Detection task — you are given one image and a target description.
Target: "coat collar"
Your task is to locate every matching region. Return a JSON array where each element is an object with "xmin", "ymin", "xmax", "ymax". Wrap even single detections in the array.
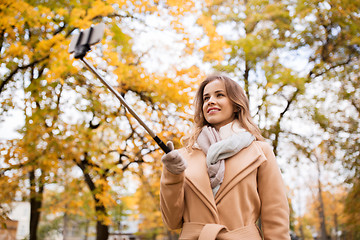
[
  {"xmin": 179, "ymin": 141, "xmax": 266, "ymax": 211},
  {"xmin": 215, "ymin": 142, "xmax": 266, "ymax": 203}
]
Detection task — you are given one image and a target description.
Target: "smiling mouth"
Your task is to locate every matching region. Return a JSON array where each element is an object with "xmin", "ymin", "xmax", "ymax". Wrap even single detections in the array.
[{"xmin": 207, "ymin": 108, "xmax": 220, "ymax": 113}]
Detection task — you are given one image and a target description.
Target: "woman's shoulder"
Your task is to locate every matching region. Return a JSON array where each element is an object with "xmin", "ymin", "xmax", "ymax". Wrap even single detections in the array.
[
  {"xmin": 254, "ymin": 140, "xmax": 272, "ymax": 149},
  {"xmin": 252, "ymin": 140, "xmax": 275, "ymax": 157}
]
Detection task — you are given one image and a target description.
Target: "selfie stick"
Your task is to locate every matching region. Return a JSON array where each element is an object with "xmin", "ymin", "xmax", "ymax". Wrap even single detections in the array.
[{"xmin": 68, "ymin": 23, "xmax": 170, "ymax": 153}]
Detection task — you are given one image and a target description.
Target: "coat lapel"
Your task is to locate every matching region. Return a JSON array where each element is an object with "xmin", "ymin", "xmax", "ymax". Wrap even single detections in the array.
[
  {"xmin": 179, "ymin": 142, "xmax": 267, "ymax": 213},
  {"xmin": 179, "ymin": 148, "xmax": 218, "ymax": 214},
  {"xmin": 215, "ymin": 141, "xmax": 266, "ymax": 203}
]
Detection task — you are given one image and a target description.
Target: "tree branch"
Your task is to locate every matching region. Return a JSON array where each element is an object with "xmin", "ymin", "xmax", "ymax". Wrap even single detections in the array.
[{"xmin": 0, "ymin": 55, "xmax": 49, "ymax": 94}]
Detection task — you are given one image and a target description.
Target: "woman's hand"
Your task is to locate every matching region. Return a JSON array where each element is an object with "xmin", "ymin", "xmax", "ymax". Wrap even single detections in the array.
[{"xmin": 161, "ymin": 141, "xmax": 187, "ymax": 174}]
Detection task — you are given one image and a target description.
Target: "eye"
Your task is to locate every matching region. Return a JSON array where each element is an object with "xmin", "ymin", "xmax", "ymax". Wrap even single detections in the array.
[
  {"xmin": 203, "ymin": 96, "xmax": 210, "ymax": 101},
  {"xmin": 217, "ymin": 93, "xmax": 225, "ymax": 97}
]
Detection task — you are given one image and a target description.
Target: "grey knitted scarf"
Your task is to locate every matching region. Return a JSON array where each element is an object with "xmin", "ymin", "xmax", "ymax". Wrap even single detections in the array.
[{"xmin": 197, "ymin": 123, "xmax": 255, "ymax": 195}]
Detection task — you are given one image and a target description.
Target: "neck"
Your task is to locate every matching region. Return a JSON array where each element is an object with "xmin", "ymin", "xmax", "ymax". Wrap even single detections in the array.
[{"xmin": 218, "ymin": 120, "xmax": 244, "ymax": 139}]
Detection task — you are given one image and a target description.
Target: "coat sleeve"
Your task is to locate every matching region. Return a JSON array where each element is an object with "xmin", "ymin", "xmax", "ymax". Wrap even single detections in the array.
[
  {"xmin": 257, "ymin": 142, "xmax": 290, "ymax": 240},
  {"xmin": 160, "ymin": 166, "xmax": 185, "ymax": 230}
]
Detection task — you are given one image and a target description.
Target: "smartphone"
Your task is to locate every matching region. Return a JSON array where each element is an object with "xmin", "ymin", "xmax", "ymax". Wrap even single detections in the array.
[{"xmin": 68, "ymin": 23, "xmax": 105, "ymax": 53}]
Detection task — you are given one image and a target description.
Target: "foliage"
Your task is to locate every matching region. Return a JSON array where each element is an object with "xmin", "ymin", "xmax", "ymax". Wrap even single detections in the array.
[
  {"xmin": 344, "ymin": 180, "xmax": 360, "ymax": 239},
  {"xmin": 132, "ymin": 162, "xmax": 164, "ymax": 238},
  {"xmin": 293, "ymin": 1, "xmax": 360, "ymax": 237},
  {"xmin": 37, "ymin": 215, "xmax": 63, "ymax": 240},
  {"xmin": 199, "ymin": 0, "xmax": 304, "ymax": 156},
  {"xmin": 297, "ymin": 187, "xmax": 346, "ymax": 240},
  {"xmin": 1, "ymin": 0, "xmax": 359, "ymax": 239},
  {"xmin": 0, "ymin": 0, "xmax": 203, "ymax": 239},
  {"xmin": 202, "ymin": 0, "xmax": 359, "ymax": 238}
]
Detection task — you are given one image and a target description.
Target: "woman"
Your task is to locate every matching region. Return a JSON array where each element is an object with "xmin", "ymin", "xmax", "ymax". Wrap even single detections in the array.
[{"xmin": 160, "ymin": 74, "xmax": 290, "ymax": 239}]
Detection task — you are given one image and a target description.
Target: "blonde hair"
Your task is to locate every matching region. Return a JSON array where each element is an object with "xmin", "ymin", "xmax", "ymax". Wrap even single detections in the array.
[{"xmin": 183, "ymin": 74, "xmax": 264, "ymax": 151}]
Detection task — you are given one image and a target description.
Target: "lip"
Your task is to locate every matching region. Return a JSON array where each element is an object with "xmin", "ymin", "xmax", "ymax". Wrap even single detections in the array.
[{"xmin": 207, "ymin": 107, "xmax": 220, "ymax": 114}]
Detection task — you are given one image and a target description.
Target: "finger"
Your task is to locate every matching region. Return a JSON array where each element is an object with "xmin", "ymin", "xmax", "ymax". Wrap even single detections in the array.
[{"xmin": 166, "ymin": 141, "xmax": 174, "ymax": 151}]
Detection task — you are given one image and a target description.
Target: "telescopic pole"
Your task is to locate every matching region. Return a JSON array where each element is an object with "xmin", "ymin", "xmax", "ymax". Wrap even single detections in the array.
[{"xmin": 80, "ymin": 57, "xmax": 171, "ymax": 154}]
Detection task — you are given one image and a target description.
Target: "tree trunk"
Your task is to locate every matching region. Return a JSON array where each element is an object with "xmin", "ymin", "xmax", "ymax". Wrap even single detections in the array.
[
  {"xmin": 77, "ymin": 155, "xmax": 109, "ymax": 240},
  {"xmin": 96, "ymin": 221, "xmax": 109, "ymax": 240},
  {"xmin": 299, "ymin": 222, "xmax": 305, "ymax": 240},
  {"xmin": 29, "ymin": 170, "xmax": 44, "ymax": 240},
  {"xmin": 333, "ymin": 213, "xmax": 338, "ymax": 240},
  {"xmin": 63, "ymin": 211, "xmax": 68, "ymax": 240},
  {"xmin": 84, "ymin": 220, "xmax": 90, "ymax": 240},
  {"xmin": 316, "ymin": 158, "xmax": 328, "ymax": 240}
]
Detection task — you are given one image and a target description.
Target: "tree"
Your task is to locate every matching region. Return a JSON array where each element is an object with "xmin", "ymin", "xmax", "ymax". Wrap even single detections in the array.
[
  {"xmin": 299, "ymin": 185, "xmax": 346, "ymax": 240},
  {"xmin": 293, "ymin": 1, "xmax": 360, "ymax": 237},
  {"xmin": 0, "ymin": 0, "xmax": 203, "ymax": 239},
  {"xmin": 198, "ymin": 0, "xmax": 306, "ymax": 156},
  {"xmin": 200, "ymin": 1, "xmax": 359, "ymax": 237}
]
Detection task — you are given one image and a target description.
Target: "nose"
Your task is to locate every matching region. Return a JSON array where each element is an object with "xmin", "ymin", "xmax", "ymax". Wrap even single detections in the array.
[{"xmin": 207, "ymin": 95, "xmax": 216, "ymax": 104}]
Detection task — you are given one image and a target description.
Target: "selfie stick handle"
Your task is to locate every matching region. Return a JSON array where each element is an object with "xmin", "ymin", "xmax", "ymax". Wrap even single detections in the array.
[{"xmin": 81, "ymin": 58, "xmax": 171, "ymax": 154}]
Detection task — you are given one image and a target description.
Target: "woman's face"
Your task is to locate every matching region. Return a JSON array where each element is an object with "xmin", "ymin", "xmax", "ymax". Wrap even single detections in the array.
[{"xmin": 202, "ymin": 80, "xmax": 236, "ymax": 130}]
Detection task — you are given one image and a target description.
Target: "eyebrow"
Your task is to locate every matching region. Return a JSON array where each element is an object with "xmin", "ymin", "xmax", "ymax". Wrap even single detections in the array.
[{"xmin": 203, "ymin": 89, "xmax": 226, "ymax": 96}]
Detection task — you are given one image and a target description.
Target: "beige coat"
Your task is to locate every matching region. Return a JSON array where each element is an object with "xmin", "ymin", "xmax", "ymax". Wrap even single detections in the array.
[{"xmin": 160, "ymin": 141, "xmax": 290, "ymax": 240}]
